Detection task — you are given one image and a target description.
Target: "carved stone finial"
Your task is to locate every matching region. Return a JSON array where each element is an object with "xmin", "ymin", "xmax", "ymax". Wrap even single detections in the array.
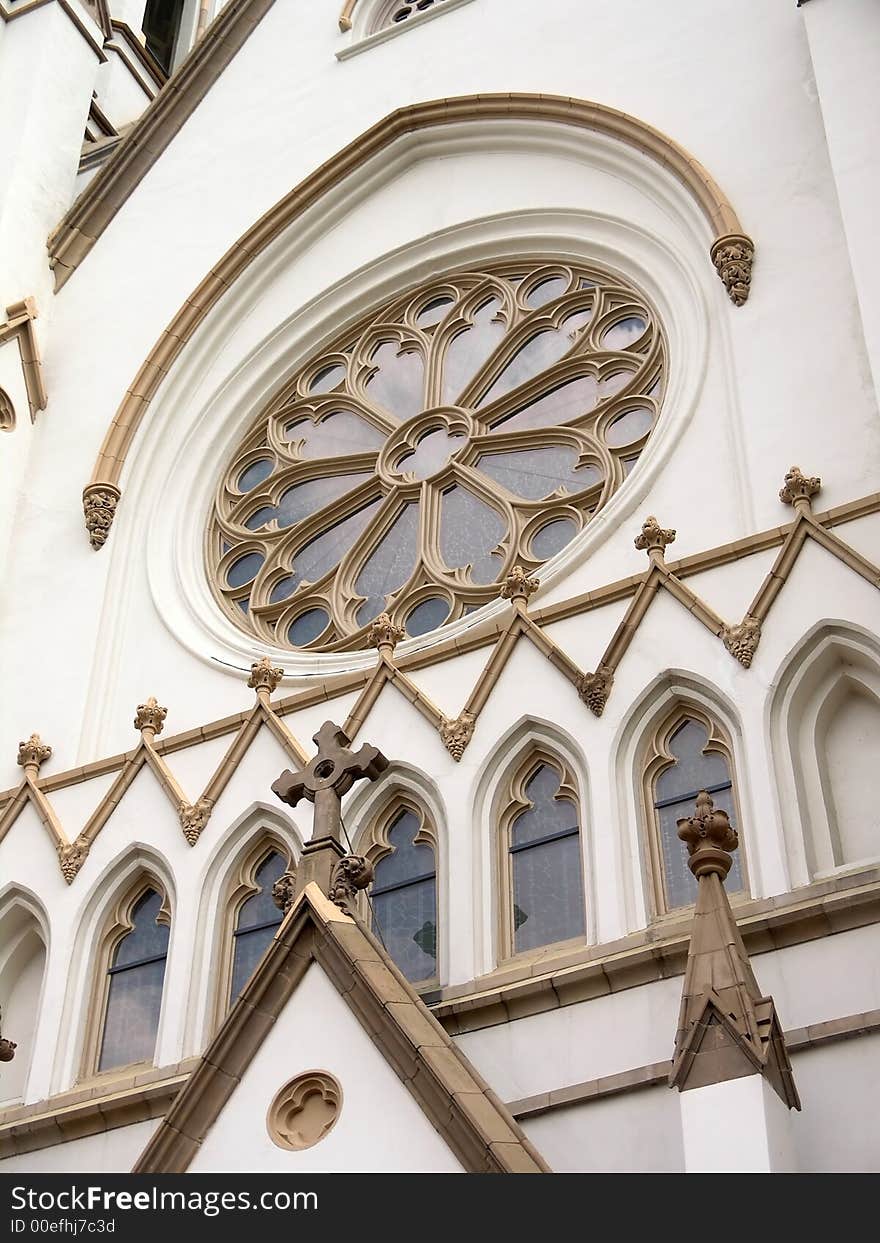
[
  {"xmin": 17, "ymin": 734, "xmax": 52, "ymax": 777},
  {"xmin": 272, "ymin": 870, "xmax": 297, "ymax": 916},
  {"xmin": 576, "ymin": 665, "xmax": 614, "ymax": 717},
  {"xmin": 134, "ymin": 697, "xmax": 167, "ymax": 739},
  {"xmin": 634, "ymin": 515, "xmax": 676, "ymax": 559},
  {"xmin": 677, "ymin": 790, "xmax": 739, "ymax": 880},
  {"xmin": 723, "ymin": 614, "xmax": 762, "ymax": 668},
  {"xmin": 710, "ymin": 233, "xmax": 754, "ymax": 307},
  {"xmin": 440, "ymin": 711, "xmax": 476, "ymax": 761},
  {"xmin": 248, "ymin": 656, "xmax": 284, "ymax": 700},
  {"xmin": 779, "ymin": 465, "xmax": 821, "ymax": 511},
  {"xmin": 178, "ymin": 798, "xmax": 214, "ymax": 847},
  {"xmin": 83, "ymin": 483, "xmax": 122, "ymax": 550},
  {"xmin": 328, "ymin": 854, "xmax": 374, "ymax": 916},
  {"xmin": 500, "ymin": 565, "xmax": 539, "ymax": 605},
  {"xmin": 368, "ymin": 612, "xmax": 405, "ymax": 655},
  {"xmin": 57, "ymin": 837, "xmax": 90, "ymax": 885}
]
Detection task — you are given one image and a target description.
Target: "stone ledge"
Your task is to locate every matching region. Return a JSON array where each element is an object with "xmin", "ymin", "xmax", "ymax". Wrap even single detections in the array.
[
  {"xmin": 435, "ymin": 870, "xmax": 880, "ymax": 1035},
  {"xmin": 508, "ymin": 1008, "xmax": 880, "ymax": 1119}
]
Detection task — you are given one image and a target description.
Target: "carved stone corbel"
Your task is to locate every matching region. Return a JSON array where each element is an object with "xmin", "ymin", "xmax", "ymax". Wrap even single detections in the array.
[
  {"xmin": 368, "ymin": 612, "xmax": 405, "ymax": 655},
  {"xmin": 134, "ymin": 696, "xmax": 167, "ymax": 739},
  {"xmin": 248, "ymin": 656, "xmax": 284, "ymax": 700},
  {"xmin": 83, "ymin": 483, "xmax": 121, "ymax": 550},
  {"xmin": 500, "ymin": 565, "xmax": 539, "ymax": 605},
  {"xmin": 440, "ymin": 711, "xmax": 476, "ymax": 761},
  {"xmin": 576, "ymin": 664, "xmax": 614, "ymax": 717},
  {"xmin": 722, "ymin": 614, "xmax": 762, "ymax": 669},
  {"xmin": 635, "ymin": 515, "xmax": 676, "ymax": 560},
  {"xmin": 58, "ymin": 837, "xmax": 90, "ymax": 885},
  {"xmin": 328, "ymin": 854, "xmax": 374, "ymax": 916},
  {"xmin": 178, "ymin": 798, "xmax": 214, "ymax": 846},
  {"xmin": 710, "ymin": 233, "xmax": 754, "ymax": 307},
  {"xmin": 272, "ymin": 870, "xmax": 297, "ymax": 916},
  {"xmin": 779, "ymin": 465, "xmax": 821, "ymax": 511}
]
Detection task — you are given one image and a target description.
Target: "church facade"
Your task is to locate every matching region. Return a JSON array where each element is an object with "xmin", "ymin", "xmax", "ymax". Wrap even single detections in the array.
[{"xmin": 0, "ymin": 0, "xmax": 879, "ymax": 1173}]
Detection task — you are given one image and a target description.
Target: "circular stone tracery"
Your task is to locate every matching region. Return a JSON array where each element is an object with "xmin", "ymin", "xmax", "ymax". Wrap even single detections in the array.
[{"xmin": 208, "ymin": 260, "xmax": 665, "ymax": 652}]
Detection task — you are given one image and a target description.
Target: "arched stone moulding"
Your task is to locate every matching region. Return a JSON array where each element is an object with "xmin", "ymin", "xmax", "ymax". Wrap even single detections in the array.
[
  {"xmin": 82, "ymin": 93, "xmax": 752, "ymax": 549},
  {"xmin": 768, "ymin": 622, "xmax": 880, "ymax": 890}
]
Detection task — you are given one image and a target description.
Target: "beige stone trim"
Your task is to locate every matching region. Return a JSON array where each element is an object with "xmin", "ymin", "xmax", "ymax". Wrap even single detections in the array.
[
  {"xmin": 0, "ymin": 675, "xmax": 307, "ymax": 882},
  {"xmin": 134, "ymin": 884, "xmax": 549, "ymax": 1173},
  {"xmin": 0, "ymin": 299, "xmax": 47, "ymax": 422},
  {"xmin": 71, "ymin": 89, "xmax": 748, "ymax": 544},
  {"xmin": 2, "ymin": 487, "xmax": 879, "ymax": 875},
  {"xmin": 207, "ymin": 260, "xmax": 661, "ymax": 650},
  {"xmin": 433, "ymin": 868, "xmax": 880, "ymax": 1035},
  {"xmin": 0, "ymin": 1061, "xmax": 197, "ymax": 1159},
  {"xmin": 508, "ymin": 1007, "xmax": 880, "ymax": 1119},
  {"xmin": 338, "ymin": 0, "xmax": 358, "ymax": 31}
]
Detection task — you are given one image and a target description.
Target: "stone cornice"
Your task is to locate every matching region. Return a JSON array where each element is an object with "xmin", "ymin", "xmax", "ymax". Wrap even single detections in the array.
[
  {"xmin": 434, "ymin": 869, "xmax": 880, "ymax": 1036},
  {"xmin": 508, "ymin": 1007, "xmax": 880, "ymax": 1120}
]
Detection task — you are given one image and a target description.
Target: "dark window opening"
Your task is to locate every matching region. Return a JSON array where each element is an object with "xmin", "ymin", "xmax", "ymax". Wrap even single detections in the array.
[{"xmin": 142, "ymin": 0, "xmax": 186, "ymax": 74}]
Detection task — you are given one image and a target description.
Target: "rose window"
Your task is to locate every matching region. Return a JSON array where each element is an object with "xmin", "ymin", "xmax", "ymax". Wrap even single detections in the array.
[{"xmin": 208, "ymin": 260, "xmax": 665, "ymax": 652}]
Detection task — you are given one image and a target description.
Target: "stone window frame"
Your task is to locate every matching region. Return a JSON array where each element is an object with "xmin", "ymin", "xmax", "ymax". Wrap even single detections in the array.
[
  {"xmin": 641, "ymin": 705, "xmax": 749, "ymax": 919},
  {"xmin": 80, "ymin": 877, "xmax": 172, "ymax": 1083},
  {"xmin": 212, "ymin": 834, "xmax": 295, "ymax": 1032},
  {"xmin": 208, "ymin": 256, "xmax": 665, "ymax": 655},
  {"xmin": 355, "ymin": 792, "xmax": 440, "ymax": 989},
  {"xmin": 495, "ymin": 748, "xmax": 588, "ymax": 965},
  {"xmin": 338, "ymin": 0, "xmax": 477, "ymax": 58}
]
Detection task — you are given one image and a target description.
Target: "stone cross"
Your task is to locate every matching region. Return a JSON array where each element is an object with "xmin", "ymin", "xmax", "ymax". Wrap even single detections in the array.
[{"xmin": 272, "ymin": 721, "xmax": 389, "ymax": 899}]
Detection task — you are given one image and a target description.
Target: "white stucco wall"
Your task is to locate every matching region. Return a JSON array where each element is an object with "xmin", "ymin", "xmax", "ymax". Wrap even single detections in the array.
[
  {"xmin": 189, "ymin": 962, "xmax": 462, "ymax": 1173},
  {"xmin": 0, "ymin": 0, "xmax": 878, "ymax": 1173}
]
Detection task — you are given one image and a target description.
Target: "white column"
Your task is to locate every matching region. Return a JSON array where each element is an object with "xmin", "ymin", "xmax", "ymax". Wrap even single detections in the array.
[{"xmin": 680, "ymin": 1076, "xmax": 797, "ymax": 1173}]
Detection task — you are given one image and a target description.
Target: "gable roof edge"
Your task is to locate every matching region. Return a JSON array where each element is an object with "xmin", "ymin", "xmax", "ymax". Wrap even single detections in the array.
[{"xmin": 134, "ymin": 884, "xmax": 549, "ymax": 1174}]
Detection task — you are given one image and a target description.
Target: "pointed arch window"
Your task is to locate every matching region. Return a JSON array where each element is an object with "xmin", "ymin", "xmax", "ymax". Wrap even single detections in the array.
[
  {"xmin": 362, "ymin": 804, "xmax": 438, "ymax": 985},
  {"xmin": 229, "ymin": 850, "xmax": 288, "ymax": 1002},
  {"xmin": 646, "ymin": 713, "xmax": 745, "ymax": 913},
  {"xmin": 500, "ymin": 757, "xmax": 586, "ymax": 957},
  {"xmin": 97, "ymin": 888, "xmax": 170, "ymax": 1074}
]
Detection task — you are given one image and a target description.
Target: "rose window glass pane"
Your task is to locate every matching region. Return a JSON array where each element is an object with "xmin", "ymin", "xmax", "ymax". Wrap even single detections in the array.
[
  {"xmin": 477, "ymin": 447, "xmax": 601, "ymax": 500},
  {"xmin": 654, "ymin": 720, "xmax": 743, "ymax": 909},
  {"xmin": 354, "ymin": 504, "xmax": 420, "ymax": 625},
  {"xmin": 210, "ymin": 260, "xmax": 663, "ymax": 650},
  {"xmin": 98, "ymin": 890, "xmax": 169, "ymax": 1073},
  {"xmin": 230, "ymin": 852, "xmax": 287, "ymax": 1002},
  {"xmin": 371, "ymin": 812, "xmax": 437, "ymax": 983}
]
